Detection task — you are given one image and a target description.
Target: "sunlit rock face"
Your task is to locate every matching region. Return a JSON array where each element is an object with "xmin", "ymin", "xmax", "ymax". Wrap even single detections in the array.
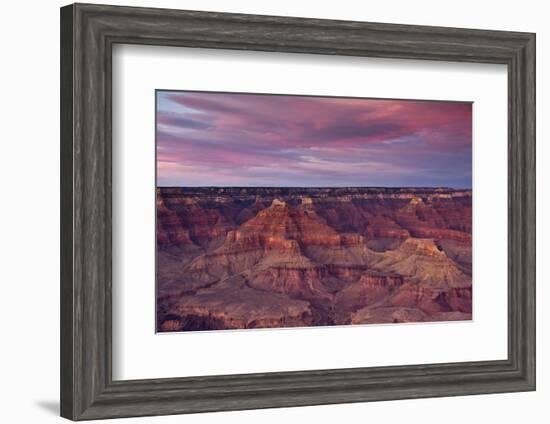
[{"xmin": 156, "ymin": 187, "xmax": 472, "ymax": 332}]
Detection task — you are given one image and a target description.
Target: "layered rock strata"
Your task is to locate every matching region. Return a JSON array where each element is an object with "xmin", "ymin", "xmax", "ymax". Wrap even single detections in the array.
[{"xmin": 157, "ymin": 187, "xmax": 472, "ymax": 331}]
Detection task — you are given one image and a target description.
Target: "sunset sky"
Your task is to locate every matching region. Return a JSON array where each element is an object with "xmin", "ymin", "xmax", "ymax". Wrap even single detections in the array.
[{"xmin": 156, "ymin": 91, "xmax": 472, "ymax": 188}]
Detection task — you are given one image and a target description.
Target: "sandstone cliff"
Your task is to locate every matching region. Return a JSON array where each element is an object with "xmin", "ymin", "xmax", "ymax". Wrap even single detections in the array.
[{"xmin": 156, "ymin": 187, "xmax": 472, "ymax": 331}]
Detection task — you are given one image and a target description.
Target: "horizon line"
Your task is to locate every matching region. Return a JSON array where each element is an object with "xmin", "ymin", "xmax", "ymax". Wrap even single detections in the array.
[{"xmin": 156, "ymin": 185, "xmax": 472, "ymax": 190}]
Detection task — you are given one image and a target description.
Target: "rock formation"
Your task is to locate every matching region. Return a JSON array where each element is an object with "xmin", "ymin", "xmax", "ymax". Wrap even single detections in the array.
[{"xmin": 156, "ymin": 187, "xmax": 472, "ymax": 331}]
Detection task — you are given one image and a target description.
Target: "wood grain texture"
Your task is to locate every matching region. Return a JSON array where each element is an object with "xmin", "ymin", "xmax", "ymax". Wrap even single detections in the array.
[
  {"xmin": 60, "ymin": 3, "xmax": 536, "ymax": 420},
  {"xmin": 60, "ymin": 4, "xmax": 74, "ymax": 419}
]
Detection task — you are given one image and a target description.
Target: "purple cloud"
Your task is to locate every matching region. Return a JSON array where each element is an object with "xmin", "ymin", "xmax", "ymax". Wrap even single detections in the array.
[{"xmin": 156, "ymin": 91, "xmax": 472, "ymax": 188}]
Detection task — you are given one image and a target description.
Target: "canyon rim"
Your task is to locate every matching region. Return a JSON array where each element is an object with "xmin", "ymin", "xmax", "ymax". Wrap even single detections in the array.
[{"xmin": 156, "ymin": 91, "xmax": 472, "ymax": 332}]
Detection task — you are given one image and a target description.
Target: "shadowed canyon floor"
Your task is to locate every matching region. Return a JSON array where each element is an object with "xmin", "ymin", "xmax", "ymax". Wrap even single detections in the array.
[{"xmin": 156, "ymin": 187, "xmax": 472, "ymax": 332}]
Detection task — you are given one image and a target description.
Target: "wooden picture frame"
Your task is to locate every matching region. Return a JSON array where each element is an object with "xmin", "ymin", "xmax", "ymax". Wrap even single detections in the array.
[{"xmin": 60, "ymin": 3, "xmax": 535, "ymax": 420}]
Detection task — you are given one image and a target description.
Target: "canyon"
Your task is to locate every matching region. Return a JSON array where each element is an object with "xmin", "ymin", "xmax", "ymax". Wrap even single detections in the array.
[{"xmin": 156, "ymin": 187, "xmax": 472, "ymax": 332}]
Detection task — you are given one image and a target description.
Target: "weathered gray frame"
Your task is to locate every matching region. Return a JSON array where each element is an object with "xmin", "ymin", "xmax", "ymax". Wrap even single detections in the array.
[{"xmin": 60, "ymin": 3, "xmax": 536, "ymax": 421}]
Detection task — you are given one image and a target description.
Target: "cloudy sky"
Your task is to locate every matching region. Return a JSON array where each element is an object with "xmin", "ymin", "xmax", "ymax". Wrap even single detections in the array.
[{"xmin": 156, "ymin": 91, "xmax": 472, "ymax": 188}]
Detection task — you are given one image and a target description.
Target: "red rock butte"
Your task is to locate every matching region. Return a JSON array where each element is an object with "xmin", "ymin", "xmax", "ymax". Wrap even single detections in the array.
[{"xmin": 156, "ymin": 187, "xmax": 472, "ymax": 332}]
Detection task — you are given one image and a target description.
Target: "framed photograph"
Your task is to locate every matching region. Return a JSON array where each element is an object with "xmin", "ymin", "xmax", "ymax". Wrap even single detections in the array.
[{"xmin": 60, "ymin": 3, "xmax": 535, "ymax": 420}]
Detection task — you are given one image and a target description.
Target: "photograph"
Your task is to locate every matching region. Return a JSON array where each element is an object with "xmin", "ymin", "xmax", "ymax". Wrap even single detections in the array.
[
  {"xmin": 0, "ymin": 1, "xmax": 539, "ymax": 422},
  {"xmin": 155, "ymin": 91, "xmax": 473, "ymax": 332}
]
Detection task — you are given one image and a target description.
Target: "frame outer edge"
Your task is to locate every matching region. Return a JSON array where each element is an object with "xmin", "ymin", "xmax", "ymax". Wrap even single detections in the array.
[
  {"xmin": 60, "ymin": 3, "xmax": 76, "ymax": 420},
  {"xmin": 508, "ymin": 32, "xmax": 536, "ymax": 389},
  {"xmin": 522, "ymin": 33, "xmax": 536, "ymax": 389}
]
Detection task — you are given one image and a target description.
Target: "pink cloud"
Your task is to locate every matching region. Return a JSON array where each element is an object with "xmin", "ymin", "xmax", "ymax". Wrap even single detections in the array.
[{"xmin": 156, "ymin": 91, "xmax": 472, "ymax": 188}]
